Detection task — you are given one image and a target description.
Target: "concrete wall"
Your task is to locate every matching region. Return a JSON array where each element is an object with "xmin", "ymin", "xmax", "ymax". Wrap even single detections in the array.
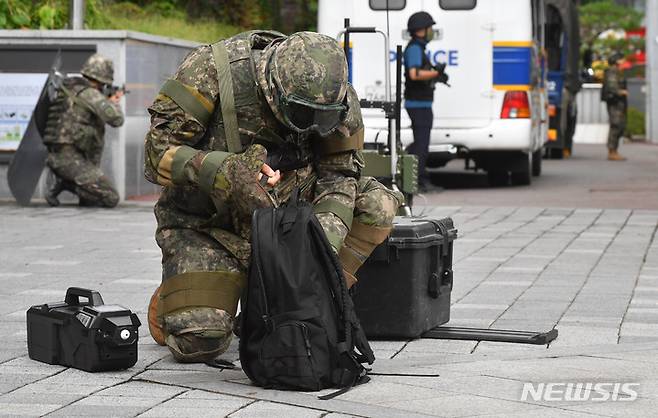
[{"xmin": 0, "ymin": 30, "xmax": 197, "ymax": 202}]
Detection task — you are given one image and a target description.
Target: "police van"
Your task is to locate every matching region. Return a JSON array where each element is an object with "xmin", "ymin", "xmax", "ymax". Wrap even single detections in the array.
[{"xmin": 319, "ymin": 0, "xmax": 550, "ymax": 186}]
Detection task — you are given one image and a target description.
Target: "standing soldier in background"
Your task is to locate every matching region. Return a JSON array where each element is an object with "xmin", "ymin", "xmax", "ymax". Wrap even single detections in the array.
[
  {"xmin": 144, "ymin": 31, "xmax": 402, "ymax": 363},
  {"xmin": 403, "ymin": 11, "xmax": 447, "ymax": 193},
  {"xmin": 601, "ymin": 53, "xmax": 628, "ymax": 161},
  {"xmin": 44, "ymin": 54, "xmax": 124, "ymax": 207}
]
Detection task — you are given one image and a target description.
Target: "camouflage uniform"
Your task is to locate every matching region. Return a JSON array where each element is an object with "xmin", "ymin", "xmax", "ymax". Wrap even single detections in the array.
[
  {"xmin": 602, "ymin": 66, "xmax": 627, "ymax": 152},
  {"xmin": 45, "ymin": 54, "xmax": 123, "ymax": 207},
  {"xmin": 144, "ymin": 31, "xmax": 402, "ymax": 362}
]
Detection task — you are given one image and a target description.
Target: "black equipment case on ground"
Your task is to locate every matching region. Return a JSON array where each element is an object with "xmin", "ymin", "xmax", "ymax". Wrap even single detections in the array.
[
  {"xmin": 353, "ymin": 217, "xmax": 457, "ymax": 339},
  {"xmin": 27, "ymin": 287, "xmax": 141, "ymax": 372}
]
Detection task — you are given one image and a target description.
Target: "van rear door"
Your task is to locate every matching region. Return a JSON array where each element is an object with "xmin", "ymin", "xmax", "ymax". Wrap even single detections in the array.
[{"xmin": 432, "ymin": 0, "xmax": 493, "ymax": 129}]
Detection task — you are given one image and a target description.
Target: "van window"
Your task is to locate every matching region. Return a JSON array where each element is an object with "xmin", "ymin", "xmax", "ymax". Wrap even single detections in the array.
[
  {"xmin": 369, "ymin": 0, "xmax": 406, "ymax": 10},
  {"xmin": 439, "ymin": 0, "xmax": 476, "ymax": 10}
]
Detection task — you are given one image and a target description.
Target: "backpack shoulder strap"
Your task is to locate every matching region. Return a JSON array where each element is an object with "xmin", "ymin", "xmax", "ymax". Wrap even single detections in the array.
[{"xmin": 211, "ymin": 40, "xmax": 242, "ymax": 154}]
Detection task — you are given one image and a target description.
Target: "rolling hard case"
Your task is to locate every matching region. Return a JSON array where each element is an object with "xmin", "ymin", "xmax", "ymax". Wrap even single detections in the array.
[{"xmin": 353, "ymin": 217, "xmax": 457, "ymax": 339}]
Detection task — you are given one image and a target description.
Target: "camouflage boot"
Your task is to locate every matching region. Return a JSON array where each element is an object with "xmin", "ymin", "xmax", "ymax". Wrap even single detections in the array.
[
  {"xmin": 164, "ymin": 307, "xmax": 234, "ymax": 363},
  {"xmin": 45, "ymin": 178, "xmax": 64, "ymax": 207}
]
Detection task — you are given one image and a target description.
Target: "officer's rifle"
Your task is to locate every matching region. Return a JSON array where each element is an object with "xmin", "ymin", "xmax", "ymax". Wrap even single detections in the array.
[{"xmin": 432, "ymin": 62, "xmax": 451, "ymax": 88}]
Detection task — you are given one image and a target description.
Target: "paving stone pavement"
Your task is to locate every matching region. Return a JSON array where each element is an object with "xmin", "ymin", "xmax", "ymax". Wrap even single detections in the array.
[{"xmin": 1, "ymin": 203, "xmax": 658, "ymax": 417}]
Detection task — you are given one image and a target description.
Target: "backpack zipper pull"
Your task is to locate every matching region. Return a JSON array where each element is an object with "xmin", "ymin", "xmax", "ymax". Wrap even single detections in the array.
[{"xmin": 302, "ymin": 326, "xmax": 312, "ymax": 357}]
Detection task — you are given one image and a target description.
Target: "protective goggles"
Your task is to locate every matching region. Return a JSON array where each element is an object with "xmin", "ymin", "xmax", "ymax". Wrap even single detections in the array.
[{"xmin": 270, "ymin": 71, "xmax": 347, "ymax": 137}]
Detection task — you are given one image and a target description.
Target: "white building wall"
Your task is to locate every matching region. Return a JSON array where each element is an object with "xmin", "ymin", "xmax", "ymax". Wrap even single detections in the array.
[{"xmin": 647, "ymin": 0, "xmax": 658, "ymax": 143}]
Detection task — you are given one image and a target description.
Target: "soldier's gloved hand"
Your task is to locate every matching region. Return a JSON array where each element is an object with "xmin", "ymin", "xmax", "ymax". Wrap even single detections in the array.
[
  {"xmin": 213, "ymin": 144, "xmax": 280, "ymax": 192},
  {"xmin": 211, "ymin": 144, "xmax": 280, "ymax": 239}
]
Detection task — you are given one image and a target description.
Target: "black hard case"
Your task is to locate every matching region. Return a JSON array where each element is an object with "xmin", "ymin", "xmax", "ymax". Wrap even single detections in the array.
[
  {"xmin": 27, "ymin": 288, "xmax": 141, "ymax": 372},
  {"xmin": 353, "ymin": 217, "xmax": 457, "ymax": 339}
]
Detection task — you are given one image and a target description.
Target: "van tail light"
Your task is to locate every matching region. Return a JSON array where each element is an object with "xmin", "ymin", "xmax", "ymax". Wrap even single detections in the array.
[{"xmin": 501, "ymin": 91, "xmax": 531, "ymax": 119}]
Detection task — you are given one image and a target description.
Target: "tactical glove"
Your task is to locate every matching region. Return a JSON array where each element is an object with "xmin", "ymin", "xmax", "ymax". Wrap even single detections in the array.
[
  {"xmin": 210, "ymin": 144, "xmax": 275, "ymax": 239},
  {"xmin": 432, "ymin": 63, "xmax": 450, "ymax": 86}
]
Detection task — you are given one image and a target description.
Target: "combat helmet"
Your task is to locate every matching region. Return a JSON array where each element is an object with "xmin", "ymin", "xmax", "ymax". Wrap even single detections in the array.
[
  {"xmin": 80, "ymin": 53, "xmax": 114, "ymax": 85},
  {"xmin": 407, "ymin": 11, "xmax": 436, "ymax": 33},
  {"xmin": 258, "ymin": 31, "xmax": 348, "ymax": 137}
]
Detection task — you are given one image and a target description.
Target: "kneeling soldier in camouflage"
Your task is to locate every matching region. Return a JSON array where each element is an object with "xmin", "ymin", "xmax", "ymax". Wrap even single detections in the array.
[
  {"xmin": 144, "ymin": 31, "xmax": 402, "ymax": 362},
  {"xmin": 44, "ymin": 54, "xmax": 124, "ymax": 207}
]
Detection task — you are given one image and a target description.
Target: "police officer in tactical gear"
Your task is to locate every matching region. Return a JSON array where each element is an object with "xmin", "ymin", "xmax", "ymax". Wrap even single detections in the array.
[
  {"xmin": 602, "ymin": 52, "xmax": 628, "ymax": 161},
  {"xmin": 44, "ymin": 53, "xmax": 124, "ymax": 207},
  {"xmin": 404, "ymin": 11, "xmax": 446, "ymax": 193},
  {"xmin": 144, "ymin": 31, "xmax": 402, "ymax": 363}
]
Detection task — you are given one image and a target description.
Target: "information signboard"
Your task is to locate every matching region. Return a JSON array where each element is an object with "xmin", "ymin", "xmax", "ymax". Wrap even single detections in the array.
[{"xmin": 0, "ymin": 73, "xmax": 48, "ymax": 151}]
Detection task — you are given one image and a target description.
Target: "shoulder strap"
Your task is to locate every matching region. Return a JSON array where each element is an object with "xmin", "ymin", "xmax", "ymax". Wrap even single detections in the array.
[
  {"xmin": 211, "ymin": 40, "xmax": 242, "ymax": 154},
  {"xmin": 159, "ymin": 79, "xmax": 213, "ymax": 126},
  {"xmin": 62, "ymin": 85, "xmax": 95, "ymax": 114}
]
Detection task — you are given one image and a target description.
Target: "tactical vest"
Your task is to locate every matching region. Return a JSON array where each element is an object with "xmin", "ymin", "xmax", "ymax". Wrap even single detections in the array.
[
  {"xmin": 161, "ymin": 30, "xmax": 288, "ymax": 156},
  {"xmin": 43, "ymin": 77, "xmax": 105, "ymax": 163},
  {"xmin": 404, "ymin": 39, "xmax": 435, "ymax": 102}
]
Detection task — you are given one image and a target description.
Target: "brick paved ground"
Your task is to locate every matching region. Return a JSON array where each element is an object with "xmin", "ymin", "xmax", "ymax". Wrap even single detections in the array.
[{"xmin": 1, "ymin": 203, "xmax": 657, "ymax": 417}]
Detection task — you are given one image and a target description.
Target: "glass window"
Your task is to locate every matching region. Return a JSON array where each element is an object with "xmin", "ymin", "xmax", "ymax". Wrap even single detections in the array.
[
  {"xmin": 369, "ymin": 0, "xmax": 406, "ymax": 11},
  {"xmin": 439, "ymin": 0, "xmax": 477, "ymax": 10}
]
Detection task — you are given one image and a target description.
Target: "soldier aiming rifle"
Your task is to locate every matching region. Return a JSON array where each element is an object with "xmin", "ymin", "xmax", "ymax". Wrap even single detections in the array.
[{"xmin": 43, "ymin": 53, "xmax": 125, "ymax": 207}]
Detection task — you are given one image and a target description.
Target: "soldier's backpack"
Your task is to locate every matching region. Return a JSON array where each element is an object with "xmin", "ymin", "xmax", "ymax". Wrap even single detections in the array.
[{"xmin": 239, "ymin": 190, "xmax": 374, "ymax": 396}]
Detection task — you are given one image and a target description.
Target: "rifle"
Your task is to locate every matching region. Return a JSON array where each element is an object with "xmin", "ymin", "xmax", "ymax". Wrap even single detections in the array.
[
  {"xmin": 102, "ymin": 84, "xmax": 130, "ymax": 98},
  {"xmin": 432, "ymin": 62, "xmax": 451, "ymax": 88}
]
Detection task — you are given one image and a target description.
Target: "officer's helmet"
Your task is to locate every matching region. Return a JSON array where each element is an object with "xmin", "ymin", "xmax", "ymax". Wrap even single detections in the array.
[
  {"xmin": 407, "ymin": 11, "xmax": 436, "ymax": 33},
  {"xmin": 268, "ymin": 32, "xmax": 348, "ymax": 137},
  {"xmin": 80, "ymin": 54, "xmax": 114, "ymax": 85}
]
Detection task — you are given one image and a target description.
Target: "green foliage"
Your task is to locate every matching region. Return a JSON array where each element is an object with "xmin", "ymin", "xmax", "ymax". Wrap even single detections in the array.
[
  {"xmin": 0, "ymin": 0, "xmax": 320, "ymax": 41},
  {"xmin": 579, "ymin": 0, "xmax": 644, "ymax": 61},
  {"xmin": 98, "ymin": 2, "xmax": 242, "ymax": 43},
  {"xmin": 0, "ymin": 0, "xmax": 58, "ymax": 29},
  {"xmin": 626, "ymin": 106, "xmax": 645, "ymax": 137}
]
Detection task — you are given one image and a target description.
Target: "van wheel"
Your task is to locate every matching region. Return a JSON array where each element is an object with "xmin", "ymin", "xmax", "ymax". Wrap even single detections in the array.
[
  {"xmin": 511, "ymin": 170, "xmax": 531, "ymax": 186},
  {"xmin": 511, "ymin": 152, "xmax": 532, "ymax": 186},
  {"xmin": 487, "ymin": 171, "xmax": 509, "ymax": 187},
  {"xmin": 532, "ymin": 150, "xmax": 542, "ymax": 177}
]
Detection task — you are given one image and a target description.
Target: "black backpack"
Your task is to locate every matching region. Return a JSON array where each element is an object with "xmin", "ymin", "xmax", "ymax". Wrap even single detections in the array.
[{"xmin": 239, "ymin": 191, "xmax": 374, "ymax": 395}]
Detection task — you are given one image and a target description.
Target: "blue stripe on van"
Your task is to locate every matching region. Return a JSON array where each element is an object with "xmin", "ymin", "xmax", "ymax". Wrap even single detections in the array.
[{"xmin": 493, "ymin": 46, "xmax": 532, "ymax": 86}]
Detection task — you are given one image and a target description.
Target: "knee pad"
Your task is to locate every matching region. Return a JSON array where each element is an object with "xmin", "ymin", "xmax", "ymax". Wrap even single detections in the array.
[
  {"xmin": 355, "ymin": 179, "xmax": 404, "ymax": 226},
  {"xmin": 158, "ymin": 271, "xmax": 246, "ymax": 362},
  {"xmin": 164, "ymin": 307, "xmax": 233, "ymax": 363}
]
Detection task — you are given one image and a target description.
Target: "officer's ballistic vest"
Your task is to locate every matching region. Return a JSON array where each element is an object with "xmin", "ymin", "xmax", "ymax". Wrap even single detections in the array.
[{"xmin": 403, "ymin": 39, "xmax": 435, "ymax": 102}]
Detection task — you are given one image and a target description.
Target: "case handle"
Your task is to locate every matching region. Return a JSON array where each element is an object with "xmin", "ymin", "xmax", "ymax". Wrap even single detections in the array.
[{"xmin": 65, "ymin": 287, "xmax": 104, "ymax": 307}]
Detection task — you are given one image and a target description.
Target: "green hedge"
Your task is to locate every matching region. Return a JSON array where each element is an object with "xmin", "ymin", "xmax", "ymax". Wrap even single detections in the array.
[{"xmin": 626, "ymin": 107, "xmax": 645, "ymax": 137}]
